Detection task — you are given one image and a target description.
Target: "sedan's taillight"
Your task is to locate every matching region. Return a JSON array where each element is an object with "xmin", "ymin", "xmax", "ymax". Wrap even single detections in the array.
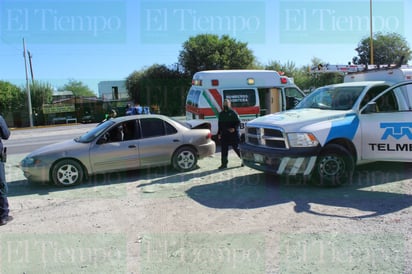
[{"xmin": 206, "ymin": 132, "xmax": 212, "ymax": 139}]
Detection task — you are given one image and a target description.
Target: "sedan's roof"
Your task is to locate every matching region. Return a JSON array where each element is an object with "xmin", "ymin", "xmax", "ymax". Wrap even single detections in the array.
[{"xmin": 111, "ymin": 114, "xmax": 167, "ymax": 122}]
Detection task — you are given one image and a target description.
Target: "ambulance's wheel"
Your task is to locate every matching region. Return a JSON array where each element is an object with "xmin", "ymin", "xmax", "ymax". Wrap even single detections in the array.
[{"xmin": 311, "ymin": 144, "xmax": 354, "ymax": 187}]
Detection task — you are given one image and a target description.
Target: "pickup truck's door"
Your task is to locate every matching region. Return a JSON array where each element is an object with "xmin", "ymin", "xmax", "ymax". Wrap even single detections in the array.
[{"xmin": 360, "ymin": 82, "xmax": 412, "ymax": 161}]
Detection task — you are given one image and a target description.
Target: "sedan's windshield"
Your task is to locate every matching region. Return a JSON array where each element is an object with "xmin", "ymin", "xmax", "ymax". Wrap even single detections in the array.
[
  {"xmin": 296, "ymin": 86, "xmax": 365, "ymax": 110},
  {"xmin": 75, "ymin": 120, "xmax": 115, "ymax": 143}
]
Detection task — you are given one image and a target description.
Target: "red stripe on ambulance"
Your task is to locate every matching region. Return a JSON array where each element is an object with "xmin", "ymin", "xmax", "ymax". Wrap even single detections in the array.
[{"xmin": 208, "ymin": 89, "xmax": 223, "ymax": 108}]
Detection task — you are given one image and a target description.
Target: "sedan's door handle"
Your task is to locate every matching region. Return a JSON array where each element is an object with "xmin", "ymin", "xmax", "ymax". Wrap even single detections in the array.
[
  {"xmin": 173, "ymin": 139, "xmax": 180, "ymax": 142},
  {"xmin": 128, "ymin": 145, "xmax": 137, "ymax": 148}
]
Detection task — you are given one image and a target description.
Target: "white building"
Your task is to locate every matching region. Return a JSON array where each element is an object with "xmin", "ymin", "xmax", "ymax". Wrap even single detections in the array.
[{"xmin": 98, "ymin": 80, "xmax": 129, "ymax": 100}]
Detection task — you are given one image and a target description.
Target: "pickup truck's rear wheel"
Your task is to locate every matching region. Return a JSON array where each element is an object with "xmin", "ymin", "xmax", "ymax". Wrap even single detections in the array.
[{"xmin": 312, "ymin": 144, "xmax": 354, "ymax": 187}]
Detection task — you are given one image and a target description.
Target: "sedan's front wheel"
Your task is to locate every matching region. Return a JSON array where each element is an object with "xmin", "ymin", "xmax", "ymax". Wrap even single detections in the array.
[
  {"xmin": 172, "ymin": 147, "xmax": 198, "ymax": 171},
  {"xmin": 51, "ymin": 159, "xmax": 84, "ymax": 187}
]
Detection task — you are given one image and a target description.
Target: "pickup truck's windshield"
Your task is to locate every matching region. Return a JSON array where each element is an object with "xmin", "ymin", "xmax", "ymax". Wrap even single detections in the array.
[{"xmin": 296, "ymin": 86, "xmax": 364, "ymax": 110}]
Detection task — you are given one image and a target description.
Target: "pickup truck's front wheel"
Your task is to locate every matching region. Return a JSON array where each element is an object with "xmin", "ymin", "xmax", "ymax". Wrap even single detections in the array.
[{"xmin": 312, "ymin": 144, "xmax": 354, "ymax": 187}]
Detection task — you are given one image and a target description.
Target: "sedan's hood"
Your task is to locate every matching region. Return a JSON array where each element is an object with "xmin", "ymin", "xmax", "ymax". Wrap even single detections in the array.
[
  {"xmin": 247, "ymin": 108, "xmax": 351, "ymax": 131},
  {"xmin": 26, "ymin": 139, "xmax": 88, "ymax": 157}
]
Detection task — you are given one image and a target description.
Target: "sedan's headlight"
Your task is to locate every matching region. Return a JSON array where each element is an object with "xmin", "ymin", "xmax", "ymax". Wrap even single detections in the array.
[
  {"xmin": 287, "ymin": 133, "xmax": 319, "ymax": 147},
  {"xmin": 20, "ymin": 157, "xmax": 39, "ymax": 167}
]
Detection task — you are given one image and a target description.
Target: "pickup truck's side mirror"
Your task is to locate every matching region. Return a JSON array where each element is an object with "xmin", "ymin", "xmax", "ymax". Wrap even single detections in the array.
[{"xmin": 363, "ymin": 102, "xmax": 378, "ymax": 114}]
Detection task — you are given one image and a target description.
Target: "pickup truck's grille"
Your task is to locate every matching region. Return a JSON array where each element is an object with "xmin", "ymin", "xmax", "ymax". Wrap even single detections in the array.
[{"xmin": 245, "ymin": 127, "xmax": 287, "ymax": 149}]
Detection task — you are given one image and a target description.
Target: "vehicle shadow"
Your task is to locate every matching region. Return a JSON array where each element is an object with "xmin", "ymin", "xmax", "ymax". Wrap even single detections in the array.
[
  {"xmin": 137, "ymin": 163, "xmax": 227, "ymax": 188},
  {"xmin": 7, "ymin": 169, "xmax": 143, "ymax": 197},
  {"xmin": 7, "ymin": 164, "xmax": 212, "ymax": 197},
  {"xmin": 185, "ymin": 162, "xmax": 412, "ymax": 219}
]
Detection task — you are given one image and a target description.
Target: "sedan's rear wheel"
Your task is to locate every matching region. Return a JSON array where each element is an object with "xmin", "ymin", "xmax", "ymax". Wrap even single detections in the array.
[
  {"xmin": 172, "ymin": 147, "xmax": 198, "ymax": 171},
  {"xmin": 51, "ymin": 159, "xmax": 84, "ymax": 187}
]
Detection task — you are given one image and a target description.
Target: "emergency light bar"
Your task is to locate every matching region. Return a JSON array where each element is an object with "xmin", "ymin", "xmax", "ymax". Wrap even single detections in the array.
[{"xmin": 192, "ymin": 79, "xmax": 202, "ymax": 86}]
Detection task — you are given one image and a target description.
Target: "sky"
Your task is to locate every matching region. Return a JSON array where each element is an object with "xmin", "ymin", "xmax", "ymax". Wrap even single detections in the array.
[{"xmin": 0, "ymin": 0, "xmax": 411, "ymax": 95}]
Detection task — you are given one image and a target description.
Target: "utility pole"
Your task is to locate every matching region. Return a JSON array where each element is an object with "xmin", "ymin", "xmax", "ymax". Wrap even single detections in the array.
[
  {"xmin": 370, "ymin": 0, "xmax": 374, "ymax": 65},
  {"xmin": 23, "ymin": 38, "xmax": 34, "ymax": 127},
  {"xmin": 28, "ymin": 50, "xmax": 34, "ymax": 84}
]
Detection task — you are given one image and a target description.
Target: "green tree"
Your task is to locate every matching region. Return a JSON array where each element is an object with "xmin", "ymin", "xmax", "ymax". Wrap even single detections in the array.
[
  {"xmin": 0, "ymin": 81, "xmax": 24, "ymax": 116},
  {"xmin": 125, "ymin": 70, "xmax": 143, "ymax": 102},
  {"xmin": 354, "ymin": 32, "xmax": 411, "ymax": 66},
  {"xmin": 264, "ymin": 59, "xmax": 341, "ymax": 92},
  {"xmin": 304, "ymin": 57, "xmax": 344, "ymax": 90},
  {"xmin": 265, "ymin": 60, "xmax": 310, "ymax": 91},
  {"xmin": 30, "ymin": 81, "xmax": 53, "ymax": 110},
  {"xmin": 61, "ymin": 79, "xmax": 95, "ymax": 97},
  {"xmin": 29, "ymin": 81, "xmax": 54, "ymax": 125},
  {"xmin": 0, "ymin": 81, "xmax": 26, "ymax": 127},
  {"xmin": 292, "ymin": 66, "xmax": 313, "ymax": 92},
  {"xmin": 178, "ymin": 34, "xmax": 256, "ymax": 75},
  {"xmin": 265, "ymin": 60, "xmax": 298, "ymax": 76},
  {"xmin": 126, "ymin": 64, "xmax": 191, "ymax": 116}
]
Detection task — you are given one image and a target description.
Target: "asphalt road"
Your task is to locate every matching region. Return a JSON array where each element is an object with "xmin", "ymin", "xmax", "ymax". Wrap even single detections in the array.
[{"xmin": 7, "ymin": 123, "xmax": 97, "ymax": 154}]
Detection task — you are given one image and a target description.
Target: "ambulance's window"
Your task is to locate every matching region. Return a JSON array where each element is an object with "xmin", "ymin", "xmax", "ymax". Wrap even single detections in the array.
[
  {"xmin": 223, "ymin": 89, "xmax": 256, "ymax": 107},
  {"xmin": 285, "ymin": 88, "xmax": 304, "ymax": 99},
  {"xmin": 285, "ymin": 87, "xmax": 305, "ymax": 109},
  {"xmin": 186, "ymin": 89, "xmax": 201, "ymax": 107},
  {"xmin": 193, "ymin": 90, "xmax": 201, "ymax": 107},
  {"xmin": 186, "ymin": 90, "xmax": 195, "ymax": 105}
]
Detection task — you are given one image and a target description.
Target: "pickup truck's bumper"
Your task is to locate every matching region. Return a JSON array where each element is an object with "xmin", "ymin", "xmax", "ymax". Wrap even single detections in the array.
[{"xmin": 240, "ymin": 143, "xmax": 322, "ymax": 176}]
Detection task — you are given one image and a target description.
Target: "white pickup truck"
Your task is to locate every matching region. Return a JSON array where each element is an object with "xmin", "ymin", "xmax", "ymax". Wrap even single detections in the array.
[{"xmin": 240, "ymin": 79, "xmax": 412, "ymax": 186}]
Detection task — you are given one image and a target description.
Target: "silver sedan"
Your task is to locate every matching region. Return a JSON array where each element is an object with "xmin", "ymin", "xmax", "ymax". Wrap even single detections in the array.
[{"xmin": 20, "ymin": 114, "xmax": 216, "ymax": 186}]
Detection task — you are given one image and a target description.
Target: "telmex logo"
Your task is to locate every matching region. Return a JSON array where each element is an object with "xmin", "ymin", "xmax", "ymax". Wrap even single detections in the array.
[{"xmin": 380, "ymin": 123, "xmax": 412, "ymax": 140}]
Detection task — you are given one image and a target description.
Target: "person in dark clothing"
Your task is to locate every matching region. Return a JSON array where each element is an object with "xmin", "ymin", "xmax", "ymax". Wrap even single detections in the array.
[
  {"xmin": 0, "ymin": 114, "xmax": 11, "ymax": 226},
  {"xmin": 217, "ymin": 99, "xmax": 242, "ymax": 169},
  {"xmin": 125, "ymin": 103, "xmax": 133, "ymax": 115}
]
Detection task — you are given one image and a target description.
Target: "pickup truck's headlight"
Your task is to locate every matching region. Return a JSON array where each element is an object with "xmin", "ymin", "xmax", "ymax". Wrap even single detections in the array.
[{"xmin": 287, "ymin": 133, "xmax": 319, "ymax": 147}]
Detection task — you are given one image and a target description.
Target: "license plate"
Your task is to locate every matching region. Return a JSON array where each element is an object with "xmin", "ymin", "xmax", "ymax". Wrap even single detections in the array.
[{"xmin": 253, "ymin": 154, "xmax": 264, "ymax": 163}]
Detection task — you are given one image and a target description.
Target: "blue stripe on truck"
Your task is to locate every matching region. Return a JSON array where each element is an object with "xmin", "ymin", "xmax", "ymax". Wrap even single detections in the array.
[{"xmin": 326, "ymin": 113, "xmax": 360, "ymax": 142}]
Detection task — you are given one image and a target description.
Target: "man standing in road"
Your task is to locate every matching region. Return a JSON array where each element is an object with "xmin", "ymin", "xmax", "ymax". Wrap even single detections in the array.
[
  {"xmin": 218, "ymin": 99, "xmax": 242, "ymax": 169},
  {"xmin": 0, "ymin": 114, "xmax": 11, "ymax": 226}
]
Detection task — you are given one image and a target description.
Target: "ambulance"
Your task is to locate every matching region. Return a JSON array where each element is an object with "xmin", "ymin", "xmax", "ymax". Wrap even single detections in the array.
[
  {"xmin": 240, "ymin": 65, "xmax": 412, "ymax": 186},
  {"xmin": 185, "ymin": 70, "xmax": 306, "ymax": 135}
]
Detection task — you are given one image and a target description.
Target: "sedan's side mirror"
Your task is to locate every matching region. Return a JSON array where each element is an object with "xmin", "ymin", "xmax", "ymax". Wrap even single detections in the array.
[{"xmin": 96, "ymin": 133, "xmax": 109, "ymax": 144}]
